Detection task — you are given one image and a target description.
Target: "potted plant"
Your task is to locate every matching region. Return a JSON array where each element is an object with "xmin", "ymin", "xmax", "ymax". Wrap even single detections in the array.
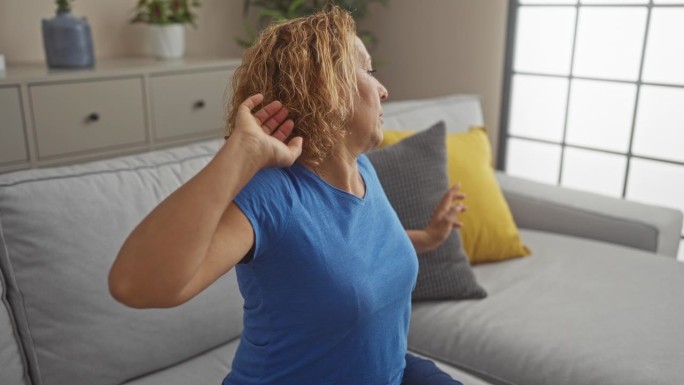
[
  {"xmin": 42, "ymin": 0, "xmax": 95, "ymax": 68},
  {"xmin": 237, "ymin": 0, "xmax": 387, "ymax": 51},
  {"xmin": 131, "ymin": 0, "xmax": 201, "ymax": 60}
]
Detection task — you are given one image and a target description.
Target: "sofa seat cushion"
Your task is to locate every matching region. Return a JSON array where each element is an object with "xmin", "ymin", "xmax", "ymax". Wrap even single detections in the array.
[
  {"xmin": 123, "ymin": 338, "xmax": 238, "ymax": 385},
  {"xmin": 0, "ymin": 139, "xmax": 244, "ymax": 385},
  {"xmin": 124, "ymin": 338, "xmax": 495, "ymax": 385},
  {"xmin": 409, "ymin": 229, "xmax": 684, "ymax": 385}
]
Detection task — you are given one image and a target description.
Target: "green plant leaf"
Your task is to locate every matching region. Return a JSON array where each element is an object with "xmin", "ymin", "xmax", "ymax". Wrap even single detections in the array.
[
  {"xmin": 259, "ymin": 8, "xmax": 286, "ymax": 21},
  {"xmin": 287, "ymin": 0, "xmax": 306, "ymax": 16},
  {"xmin": 131, "ymin": 0, "xmax": 201, "ymax": 25},
  {"xmin": 239, "ymin": 0, "xmax": 387, "ymax": 54}
]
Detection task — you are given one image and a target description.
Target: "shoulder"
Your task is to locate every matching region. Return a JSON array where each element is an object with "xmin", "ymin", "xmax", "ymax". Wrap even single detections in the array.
[
  {"xmin": 234, "ymin": 167, "xmax": 298, "ymax": 258},
  {"xmin": 235, "ymin": 166, "xmax": 297, "ymax": 215},
  {"xmin": 248, "ymin": 167, "xmax": 294, "ymax": 193}
]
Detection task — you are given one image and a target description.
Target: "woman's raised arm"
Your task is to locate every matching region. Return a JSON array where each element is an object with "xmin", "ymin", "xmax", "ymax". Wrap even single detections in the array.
[{"xmin": 108, "ymin": 94, "xmax": 302, "ymax": 309}]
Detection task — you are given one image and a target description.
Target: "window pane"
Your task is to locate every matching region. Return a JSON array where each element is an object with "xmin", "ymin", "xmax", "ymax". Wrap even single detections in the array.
[
  {"xmin": 509, "ymin": 75, "xmax": 569, "ymax": 142},
  {"xmin": 581, "ymin": 0, "xmax": 647, "ymax": 3},
  {"xmin": 642, "ymin": 9, "xmax": 684, "ymax": 86},
  {"xmin": 654, "ymin": 0, "xmax": 684, "ymax": 4},
  {"xmin": 561, "ymin": 147, "xmax": 627, "ymax": 197},
  {"xmin": 573, "ymin": 7, "xmax": 647, "ymax": 81},
  {"xmin": 506, "ymin": 138, "xmax": 562, "ymax": 184},
  {"xmin": 566, "ymin": 79, "xmax": 636, "ymax": 152},
  {"xmin": 514, "ymin": 7, "xmax": 576, "ymax": 75},
  {"xmin": 679, "ymin": 240, "xmax": 684, "ymax": 262},
  {"xmin": 627, "ymin": 158, "xmax": 684, "ymax": 236},
  {"xmin": 633, "ymin": 85, "xmax": 684, "ymax": 163}
]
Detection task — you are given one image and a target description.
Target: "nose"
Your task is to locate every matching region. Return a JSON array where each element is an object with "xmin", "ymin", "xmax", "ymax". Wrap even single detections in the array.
[{"xmin": 379, "ymin": 83, "xmax": 389, "ymax": 101}]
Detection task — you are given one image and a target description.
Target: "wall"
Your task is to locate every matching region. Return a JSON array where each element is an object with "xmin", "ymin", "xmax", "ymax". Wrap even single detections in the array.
[
  {"xmin": 360, "ymin": 0, "xmax": 509, "ymax": 157},
  {"xmin": 0, "ymin": 0, "xmax": 246, "ymax": 61},
  {"xmin": 0, "ymin": 0, "xmax": 508, "ymax": 159}
]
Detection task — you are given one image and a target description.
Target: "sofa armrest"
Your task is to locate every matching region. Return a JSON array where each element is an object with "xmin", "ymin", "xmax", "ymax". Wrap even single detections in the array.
[{"xmin": 496, "ymin": 171, "xmax": 683, "ymax": 258}]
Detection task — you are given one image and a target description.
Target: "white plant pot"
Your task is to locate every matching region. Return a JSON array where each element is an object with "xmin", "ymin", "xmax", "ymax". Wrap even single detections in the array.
[{"xmin": 149, "ymin": 24, "xmax": 185, "ymax": 60}]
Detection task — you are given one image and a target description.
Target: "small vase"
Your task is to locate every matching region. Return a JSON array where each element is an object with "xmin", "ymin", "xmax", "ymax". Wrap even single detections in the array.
[
  {"xmin": 149, "ymin": 24, "xmax": 185, "ymax": 60},
  {"xmin": 42, "ymin": 11, "xmax": 95, "ymax": 68}
]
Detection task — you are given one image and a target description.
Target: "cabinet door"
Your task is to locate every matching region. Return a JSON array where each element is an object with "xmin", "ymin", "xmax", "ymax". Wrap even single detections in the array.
[
  {"xmin": 150, "ymin": 69, "xmax": 232, "ymax": 141},
  {"xmin": 30, "ymin": 77, "xmax": 147, "ymax": 159},
  {"xmin": 0, "ymin": 87, "xmax": 28, "ymax": 165}
]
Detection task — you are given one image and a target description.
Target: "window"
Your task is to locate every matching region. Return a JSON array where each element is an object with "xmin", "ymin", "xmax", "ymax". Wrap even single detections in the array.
[{"xmin": 500, "ymin": 0, "xmax": 684, "ymax": 261}]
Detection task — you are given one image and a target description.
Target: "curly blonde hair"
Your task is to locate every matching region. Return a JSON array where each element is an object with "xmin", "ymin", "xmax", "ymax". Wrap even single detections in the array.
[{"xmin": 225, "ymin": 5, "xmax": 358, "ymax": 164}]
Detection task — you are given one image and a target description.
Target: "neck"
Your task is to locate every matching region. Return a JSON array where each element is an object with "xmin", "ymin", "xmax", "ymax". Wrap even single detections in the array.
[{"xmin": 299, "ymin": 147, "xmax": 365, "ymax": 198}]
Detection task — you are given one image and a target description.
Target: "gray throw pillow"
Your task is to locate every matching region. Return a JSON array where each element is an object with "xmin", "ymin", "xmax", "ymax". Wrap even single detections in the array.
[{"xmin": 367, "ymin": 122, "xmax": 487, "ymax": 301}]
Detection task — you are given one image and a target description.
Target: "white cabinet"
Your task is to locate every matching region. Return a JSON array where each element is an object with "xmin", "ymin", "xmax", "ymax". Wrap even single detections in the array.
[
  {"xmin": 0, "ymin": 57, "xmax": 239, "ymax": 172},
  {"xmin": 150, "ymin": 69, "xmax": 231, "ymax": 141},
  {"xmin": 30, "ymin": 77, "xmax": 147, "ymax": 159},
  {"xmin": 0, "ymin": 87, "xmax": 28, "ymax": 170}
]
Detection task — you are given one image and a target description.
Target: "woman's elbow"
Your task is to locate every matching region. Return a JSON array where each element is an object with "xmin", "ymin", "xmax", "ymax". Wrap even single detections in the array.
[
  {"xmin": 108, "ymin": 273, "xmax": 144, "ymax": 308},
  {"xmin": 108, "ymin": 270, "xmax": 181, "ymax": 309}
]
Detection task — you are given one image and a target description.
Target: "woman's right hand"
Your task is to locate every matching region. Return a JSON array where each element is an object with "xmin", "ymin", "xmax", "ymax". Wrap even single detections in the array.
[{"xmin": 230, "ymin": 93, "xmax": 303, "ymax": 169}]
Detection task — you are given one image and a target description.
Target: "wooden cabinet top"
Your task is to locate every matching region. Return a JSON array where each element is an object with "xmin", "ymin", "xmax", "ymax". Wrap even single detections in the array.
[{"xmin": 0, "ymin": 57, "xmax": 241, "ymax": 86}]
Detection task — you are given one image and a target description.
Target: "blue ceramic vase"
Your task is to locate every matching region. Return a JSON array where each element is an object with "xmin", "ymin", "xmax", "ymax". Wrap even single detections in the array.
[{"xmin": 42, "ymin": 11, "xmax": 95, "ymax": 68}]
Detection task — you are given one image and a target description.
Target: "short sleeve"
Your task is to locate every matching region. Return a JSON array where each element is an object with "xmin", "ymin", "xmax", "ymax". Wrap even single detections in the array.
[{"xmin": 233, "ymin": 167, "xmax": 295, "ymax": 261}]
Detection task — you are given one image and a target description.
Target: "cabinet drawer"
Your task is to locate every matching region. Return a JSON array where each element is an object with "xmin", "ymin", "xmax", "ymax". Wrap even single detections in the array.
[
  {"xmin": 30, "ymin": 78, "xmax": 146, "ymax": 159},
  {"xmin": 150, "ymin": 69, "xmax": 232, "ymax": 140},
  {"xmin": 0, "ymin": 87, "xmax": 28, "ymax": 164}
]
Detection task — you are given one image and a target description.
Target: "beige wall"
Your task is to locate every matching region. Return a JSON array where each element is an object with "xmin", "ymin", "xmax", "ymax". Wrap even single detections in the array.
[
  {"xmin": 0, "ymin": 0, "xmax": 247, "ymax": 61},
  {"xmin": 0, "ymin": 0, "xmax": 508, "ymax": 157},
  {"xmin": 361, "ymin": 0, "xmax": 509, "ymax": 156}
]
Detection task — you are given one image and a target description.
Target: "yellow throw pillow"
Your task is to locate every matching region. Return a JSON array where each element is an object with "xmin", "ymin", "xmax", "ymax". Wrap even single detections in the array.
[{"xmin": 380, "ymin": 126, "xmax": 530, "ymax": 264}]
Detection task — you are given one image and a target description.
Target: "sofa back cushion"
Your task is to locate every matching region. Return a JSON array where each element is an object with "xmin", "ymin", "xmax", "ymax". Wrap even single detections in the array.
[
  {"xmin": 0, "ymin": 271, "xmax": 30, "ymax": 385},
  {"xmin": 0, "ymin": 140, "xmax": 243, "ymax": 385}
]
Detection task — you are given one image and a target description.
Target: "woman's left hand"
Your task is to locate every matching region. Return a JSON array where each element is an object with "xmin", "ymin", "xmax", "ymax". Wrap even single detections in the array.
[
  {"xmin": 405, "ymin": 183, "xmax": 466, "ymax": 253},
  {"xmin": 426, "ymin": 183, "xmax": 467, "ymax": 247}
]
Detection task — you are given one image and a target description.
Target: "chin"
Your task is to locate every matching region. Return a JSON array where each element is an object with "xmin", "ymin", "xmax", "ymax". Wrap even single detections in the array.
[
  {"xmin": 366, "ymin": 128, "xmax": 383, "ymax": 151},
  {"xmin": 375, "ymin": 129, "xmax": 384, "ymax": 145}
]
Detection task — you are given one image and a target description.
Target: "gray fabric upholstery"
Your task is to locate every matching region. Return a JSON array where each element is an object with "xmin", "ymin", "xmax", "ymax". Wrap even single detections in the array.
[
  {"xmin": 367, "ymin": 122, "xmax": 486, "ymax": 301},
  {"xmin": 124, "ymin": 338, "xmax": 495, "ymax": 385},
  {"xmin": 123, "ymin": 338, "xmax": 238, "ymax": 385},
  {"xmin": 409, "ymin": 351, "xmax": 495, "ymax": 385},
  {"xmin": 409, "ymin": 228, "xmax": 684, "ymax": 385},
  {"xmin": 0, "ymin": 266, "xmax": 30, "ymax": 385},
  {"xmin": 0, "ymin": 139, "xmax": 243, "ymax": 385},
  {"xmin": 382, "ymin": 94, "xmax": 484, "ymax": 133},
  {"xmin": 497, "ymin": 171, "xmax": 684, "ymax": 258}
]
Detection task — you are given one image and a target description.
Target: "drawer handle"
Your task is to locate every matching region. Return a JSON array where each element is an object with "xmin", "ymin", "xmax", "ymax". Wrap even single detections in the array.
[
  {"xmin": 87, "ymin": 112, "xmax": 100, "ymax": 122},
  {"xmin": 194, "ymin": 100, "xmax": 206, "ymax": 109}
]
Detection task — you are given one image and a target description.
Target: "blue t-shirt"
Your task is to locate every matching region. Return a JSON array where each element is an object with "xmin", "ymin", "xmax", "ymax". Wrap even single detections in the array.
[{"xmin": 223, "ymin": 155, "xmax": 419, "ymax": 385}]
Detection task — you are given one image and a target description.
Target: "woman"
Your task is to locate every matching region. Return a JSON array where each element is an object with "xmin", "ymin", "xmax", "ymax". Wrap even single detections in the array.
[{"xmin": 109, "ymin": 6, "xmax": 465, "ymax": 385}]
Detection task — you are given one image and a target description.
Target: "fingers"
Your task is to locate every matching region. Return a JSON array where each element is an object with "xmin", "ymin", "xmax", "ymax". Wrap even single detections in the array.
[
  {"xmin": 239, "ymin": 93, "xmax": 265, "ymax": 113},
  {"xmin": 271, "ymin": 119, "xmax": 294, "ymax": 142},
  {"xmin": 446, "ymin": 204, "xmax": 465, "ymax": 228},
  {"xmin": 262, "ymin": 107, "xmax": 290, "ymax": 134},
  {"xmin": 436, "ymin": 183, "xmax": 464, "ymax": 213},
  {"xmin": 449, "ymin": 182, "xmax": 466, "ymax": 200},
  {"xmin": 286, "ymin": 136, "xmax": 304, "ymax": 159},
  {"xmin": 250, "ymin": 98, "xmax": 281, "ymax": 124},
  {"xmin": 436, "ymin": 187, "xmax": 457, "ymax": 213},
  {"xmin": 244, "ymin": 95, "xmax": 294, "ymax": 138}
]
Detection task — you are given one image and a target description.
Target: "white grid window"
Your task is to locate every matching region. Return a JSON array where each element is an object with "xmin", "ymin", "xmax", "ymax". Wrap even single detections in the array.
[{"xmin": 501, "ymin": 1, "xmax": 684, "ymax": 261}]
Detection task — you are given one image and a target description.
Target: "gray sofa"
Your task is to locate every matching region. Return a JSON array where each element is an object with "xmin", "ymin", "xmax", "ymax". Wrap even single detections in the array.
[{"xmin": 1, "ymin": 95, "xmax": 683, "ymax": 385}]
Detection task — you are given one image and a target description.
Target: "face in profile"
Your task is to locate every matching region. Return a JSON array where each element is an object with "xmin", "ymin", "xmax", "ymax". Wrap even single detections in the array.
[{"xmin": 346, "ymin": 36, "xmax": 389, "ymax": 152}]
